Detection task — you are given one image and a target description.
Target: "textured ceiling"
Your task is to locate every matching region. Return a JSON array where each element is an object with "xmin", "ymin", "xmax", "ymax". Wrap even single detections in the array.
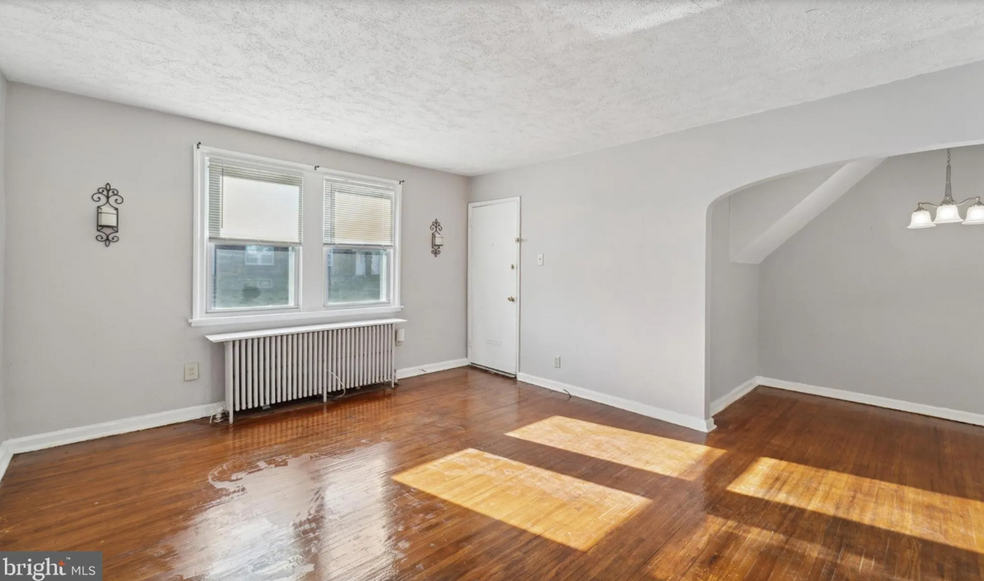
[{"xmin": 1, "ymin": 1, "xmax": 984, "ymax": 175}]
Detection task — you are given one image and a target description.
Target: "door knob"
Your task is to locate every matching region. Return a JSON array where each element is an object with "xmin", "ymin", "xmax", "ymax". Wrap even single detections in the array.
[{"xmin": 507, "ymin": 296, "xmax": 516, "ymax": 302}]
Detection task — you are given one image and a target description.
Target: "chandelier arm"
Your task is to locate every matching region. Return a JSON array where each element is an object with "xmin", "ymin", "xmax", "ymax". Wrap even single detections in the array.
[
  {"xmin": 916, "ymin": 202, "xmax": 940, "ymax": 209},
  {"xmin": 955, "ymin": 197, "xmax": 983, "ymax": 206}
]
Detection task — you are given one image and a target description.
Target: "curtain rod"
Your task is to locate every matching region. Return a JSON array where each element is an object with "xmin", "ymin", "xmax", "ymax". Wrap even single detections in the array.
[{"xmin": 198, "ymin": 142, "xmax": 404, "ymax": 184}]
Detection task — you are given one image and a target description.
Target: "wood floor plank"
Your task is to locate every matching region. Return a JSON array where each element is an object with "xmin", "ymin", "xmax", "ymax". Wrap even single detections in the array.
[{"xmin": 0, "ymin": 369, "xmax": 982, "ymax": 580}]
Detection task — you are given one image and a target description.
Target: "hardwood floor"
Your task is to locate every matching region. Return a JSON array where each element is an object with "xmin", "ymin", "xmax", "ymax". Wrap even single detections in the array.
[{"xmin": 1, "ymin": 367, "xmax": 982, "ymax": 580}]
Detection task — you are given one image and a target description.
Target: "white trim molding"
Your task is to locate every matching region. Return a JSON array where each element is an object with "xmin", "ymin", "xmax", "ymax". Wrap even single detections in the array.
[
  {"xmin": 6, "ymin": 402, "xmax": 224, "ymax": 456},
  {"xmin": 192, "ymin": 145, "xmax": 404, "ymax": 327},
  {"xmin": 0, "ymin": 358, "xmax": 468, "ymax": 484},
  {"xmin": 3, "ymin": 357, "xmax": 466, "ymax": 458},
  {"xmin": 709, "ymin": 377, "xmax": 760, "ymax": 416},
  {"xmin": 517, "ymin": 373, "xmax": 715, "ymax": 433},
  {"xmin": 757, "ymin": 377, "xmax": 984, "ymax": 427},
  {"xmin": 190, "ymin": 306, "xmax": 404, "ymax": 328},
  {"xmin": 0, "ymin": 441, "xmax": 13, "ymax": 485},
  {"xmin": 206, "ymin": 318, "xmax": 407, "ymax": 343},
  {"xmin": 711, "ymin": 376, "xmax": 984, "ymax": 428},
  {"xmin": 397, "ymin": 358, "xmax": 470, "ymax": 380}
]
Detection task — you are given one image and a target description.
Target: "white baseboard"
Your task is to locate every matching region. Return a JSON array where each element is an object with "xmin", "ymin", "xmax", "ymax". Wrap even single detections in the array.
[
  {"xmin": 756, "ymin": 376, "xmax": 984, "ymax": 427},
  {"xmin": 2, "ymin": 357, "xmax": 470, "ymax": 476},
  {"xmin": 517, "ymin": 373, "xmax": 714, "ymax": 433},
  {"xmin": 709, "ymin": 377, "xmax": 760, "ymax": 416},
  {"xmin": 396, "ymin": 358, "xmax": 470, "ymax": 380},
  {"xmin": 0, "ymin": 441, "xmax": 12, "ymax": 485},
  {"xmin": 6, "ymin": 402, "xmax": 224, "ymax": 456}
]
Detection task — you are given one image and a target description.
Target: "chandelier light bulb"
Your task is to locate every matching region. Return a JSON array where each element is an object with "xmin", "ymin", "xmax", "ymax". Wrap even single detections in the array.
[
  {"xmin": 962, "ymin": 201, "xmax": 984, "ymax": 225},
  {"xmin": 933, "ymin": 202, "xmax": 963, "ymax": 224},
  {"xmin": 907, "ymin": 208, "xmax": 935, "ymax": 229}
]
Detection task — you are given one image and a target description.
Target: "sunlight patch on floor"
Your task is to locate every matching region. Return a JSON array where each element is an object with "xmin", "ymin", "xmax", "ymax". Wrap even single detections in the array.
[
  {"xmin": 727, "ymin": 457, "xmax": 984, "ymax": 553},
  {"xmin": 506, "ymin": 416, "xmax": 724, "ymax": 479},
  {"xmin": 392, "ymin": 448, "xmax": 650, "ymax": 550}
]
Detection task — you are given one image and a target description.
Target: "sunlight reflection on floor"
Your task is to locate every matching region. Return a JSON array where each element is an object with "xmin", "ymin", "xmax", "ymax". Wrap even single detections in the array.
[
  {"xmin": 392, "ymin": 448, "xmax": 650, "ymax": 550},
  {"xmin": 727, "ymin": 457, "xmax": 984, "ymax": 554},
  {"xmin": 506, "ymin": 416, "xmax": 724, "ymax": 479}
]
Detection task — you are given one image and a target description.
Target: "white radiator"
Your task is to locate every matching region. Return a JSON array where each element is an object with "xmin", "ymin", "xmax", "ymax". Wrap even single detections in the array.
[{"xmin": 206, "ymin": 318, "xmax": 405, "ymax": 423}]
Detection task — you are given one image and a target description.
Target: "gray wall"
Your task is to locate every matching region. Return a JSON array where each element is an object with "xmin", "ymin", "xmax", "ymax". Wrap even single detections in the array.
[
  {"xmin": 470, "ymin": 154, "xmax": 710, "ymax": 421},
  {"xmin": 759, "ymin": 147, "xmax": 984, "ymax": 414},
  {"xmin": 3, "ymin": 83, "xmax": 468, "ymax": 438},
  {"xmin": 729, "ymin": 165, "xmax": 840, "ymax": 261},
  {"xmin": 706, "ymin": 198, "xmax": 758, "ymax": 402},
  {"xmin": 470, "ymin": 60, "xmax": 984, "ymax": 424},
  {"xmin": 7, "ymin": 60, "xmax": 984, "ymax": 436},
  {"xmin": 0, "ymin": 71, "xmax": 6, "ymax": 442}
]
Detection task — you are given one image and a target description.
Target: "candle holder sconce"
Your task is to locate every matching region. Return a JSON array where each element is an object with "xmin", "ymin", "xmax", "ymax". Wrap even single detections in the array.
[
  {"xmin": 92, "ymin": 183, "xmax": 123, "ymax": 247},
  {"xmin": 430, "ymin": 219, "xmax": 444, "ymax": 257}
]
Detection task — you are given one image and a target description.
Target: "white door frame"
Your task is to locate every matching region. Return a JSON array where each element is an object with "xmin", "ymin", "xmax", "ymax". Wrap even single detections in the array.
[{"xmin": 467, "ymin": 197, "xmax": 521, "ymax": 374}]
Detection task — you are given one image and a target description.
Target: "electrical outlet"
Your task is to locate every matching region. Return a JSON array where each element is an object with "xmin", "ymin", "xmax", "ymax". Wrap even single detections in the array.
[
  {"xmin": 554, "ymin": 356, "xmax": 561, "ymax": 368},
  {"xmin": 184, "ymin": 362, "xmax": 200, "ymax": 381}
]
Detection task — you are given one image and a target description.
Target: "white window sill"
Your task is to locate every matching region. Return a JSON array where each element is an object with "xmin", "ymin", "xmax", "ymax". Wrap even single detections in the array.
[{"xmin": 189, "ymin": 305, "xmax": 404, "ymax": 328}]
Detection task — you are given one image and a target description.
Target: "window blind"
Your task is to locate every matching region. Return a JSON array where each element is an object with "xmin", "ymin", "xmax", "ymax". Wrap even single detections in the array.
[
  {"xmin": 208, "ymin": 157, "xmax": 303, "ymax": 244},
  {"xmin": 323, "ymin": 178, "xmax": 395, "ymax": 246}
]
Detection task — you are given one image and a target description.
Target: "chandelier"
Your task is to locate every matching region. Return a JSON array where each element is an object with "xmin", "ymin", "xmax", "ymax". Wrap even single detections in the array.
[{"xmin": 908, "ymin": 149, "xmax": 984, "ymax": 228}]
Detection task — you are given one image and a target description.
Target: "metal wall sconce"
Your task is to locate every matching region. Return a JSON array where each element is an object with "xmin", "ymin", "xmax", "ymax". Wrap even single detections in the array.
[
  {"xmin": 430, "ymin": 219, "xmax": 444, "ymax": 257},
  {"xmin": 92, "ymin": 183, "xmax": 123, "ymax": 247}
]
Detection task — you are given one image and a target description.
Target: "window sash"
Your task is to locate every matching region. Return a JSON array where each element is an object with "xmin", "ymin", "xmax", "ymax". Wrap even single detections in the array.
[
  {"xmin": 208, "ymin": 157, "xmax": 304, "ymax": 244},
  {"xmin": 323, "ymin": 244, "xmax": 393, "ymax": 307},
  {"xmin": 323, "ymin": 177, "xmax": 396, "ymax": 246},
  {"xmin": 206, "ymin": 242, "xmax": 300, "ymax": 313}
]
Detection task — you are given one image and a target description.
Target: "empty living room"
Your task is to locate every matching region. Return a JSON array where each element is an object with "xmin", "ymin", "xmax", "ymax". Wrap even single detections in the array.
[{"xmin": 0, "ymin": 1, "xmax": 983, "ymax": 579}]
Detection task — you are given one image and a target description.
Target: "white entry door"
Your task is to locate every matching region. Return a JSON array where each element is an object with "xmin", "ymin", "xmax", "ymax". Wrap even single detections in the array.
[{"xmin": 468, "ymin": 198, "xmax": 520, "ymax": 375}]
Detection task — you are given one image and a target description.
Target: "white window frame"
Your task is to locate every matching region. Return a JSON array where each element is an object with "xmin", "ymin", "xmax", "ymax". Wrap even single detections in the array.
[
  {"xmin": 191, "ymin": 145, "xmax": 403, "ymax": 327},
  {"xmin": 322, "ymin": 173, "xmax": 399, "ymax": 309}
]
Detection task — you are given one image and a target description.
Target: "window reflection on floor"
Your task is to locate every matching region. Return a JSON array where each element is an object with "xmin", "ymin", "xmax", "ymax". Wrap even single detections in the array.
[
  {"xmin": 159, "ymin": 444, "xmax": 398, "ymax": 581},
  {"xmin": 506, "ymin": 416, "xmax": 724, "ymax": 479},
  {"xmin": 392, "ymin": 448, "xmax": 650, "ymax": 550}
]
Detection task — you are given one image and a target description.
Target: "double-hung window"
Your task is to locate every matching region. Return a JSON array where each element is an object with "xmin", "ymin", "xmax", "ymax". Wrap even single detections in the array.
[
  {"xmin": 206, "ymin": 158, "xmax": 303, "ymax": 312},
  {"xmin": 323, "ymin": 177, "xmax": 396, "ymax": 307},
  {"xmin": 192, "ymin": 146, "xmax": 402, "ymax": 326}
]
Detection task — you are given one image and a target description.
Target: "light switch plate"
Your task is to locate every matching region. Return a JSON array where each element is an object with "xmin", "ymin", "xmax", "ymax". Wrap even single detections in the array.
[{"xmin": 537, "ymin": 254, "xmax": 544, "ymax": 266}]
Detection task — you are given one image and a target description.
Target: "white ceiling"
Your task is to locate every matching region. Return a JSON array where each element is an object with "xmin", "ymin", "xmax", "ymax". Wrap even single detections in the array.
[{"xmin": 1, "ymin": 1, "xmax": 984, "ymax": 176}]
